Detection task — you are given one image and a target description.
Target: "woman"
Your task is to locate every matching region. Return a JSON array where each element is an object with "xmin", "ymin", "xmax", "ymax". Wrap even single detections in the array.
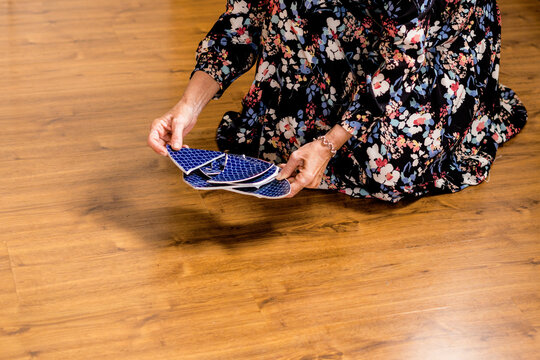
[{"xmin": 148, "ymin": 0, "xmax": 527, "ymax": 202}]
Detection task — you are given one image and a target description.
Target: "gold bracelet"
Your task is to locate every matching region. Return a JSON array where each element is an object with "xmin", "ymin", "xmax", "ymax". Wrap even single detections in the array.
[{"xmin": 316, "ymin": 135, "xmax": 337, "ymax": 155}]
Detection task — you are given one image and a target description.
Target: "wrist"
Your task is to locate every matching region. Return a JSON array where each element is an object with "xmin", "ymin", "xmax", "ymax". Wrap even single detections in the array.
[
  {"xmin": 316, "ymin": 135, "xmax": 338, "ymax": 157},
  {"xmin": 175, "ymin": 98, "xmax": 199, "ymax": 117},
  {"xmin": 322, "ymin": 124, "xmax": 353, "ymax": 151},
  {"xmin": 178, "ymin": 71, "xmax": 220, "ymax": 116}
]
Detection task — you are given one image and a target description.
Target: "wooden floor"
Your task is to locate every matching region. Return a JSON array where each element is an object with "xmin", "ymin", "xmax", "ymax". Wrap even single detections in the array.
[{"xmin": 1, "ymin": 0, "xmax": 539, "ymax": 359}]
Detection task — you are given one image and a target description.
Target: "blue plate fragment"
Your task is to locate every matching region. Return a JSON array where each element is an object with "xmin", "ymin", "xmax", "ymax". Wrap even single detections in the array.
[
  {"xmin": 199, "ymin": 155, "xmax": 227, "ymax": 176},
  {"xmin": 167, "ymin": 146, "xmax": 225, "ymax": 175},
  {"xmin": 228, "ymin": 166, "xmax": 279, "ymax": 188},
  {"xmin": 207, "ymin": 154, "xmax": 274, "ymax": 184},
  {"xmin": 168, "ymin": 147, "xmax": 289, "ymax": 199},
  {"xmin": 183, "ymin": 166, "xmax": 279, "ymax": 190},
  {"xmin": 231, "ymin": 178, "xmax": 291, "ymax": 199},
  {"xmin": 182, "ymin": 170, "xmax": 239, "ymax": 190}
]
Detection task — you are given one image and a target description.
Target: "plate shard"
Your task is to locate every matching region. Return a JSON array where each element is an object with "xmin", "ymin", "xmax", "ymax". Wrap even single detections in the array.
[
  {"xmin": 169, "ymin": 147, "xmax": 290, "ymax": 199},
  {"xmin": 167, "ymin": 146, "xmax": 225, "ymax": 175}
]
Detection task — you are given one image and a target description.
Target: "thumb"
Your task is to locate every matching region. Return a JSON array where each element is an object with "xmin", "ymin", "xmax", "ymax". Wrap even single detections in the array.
[
  {"xmin": 276, "ymin": 153, "xmax": 302, "ymax": 180},
  {"xmin": 170, "ymin": 119, "xmax": 184, "ymax": 150}
]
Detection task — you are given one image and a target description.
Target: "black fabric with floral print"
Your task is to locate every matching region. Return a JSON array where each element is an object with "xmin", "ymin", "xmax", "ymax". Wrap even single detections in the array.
[{"xmin": 192, "ymin": 0, "xmax": 527, "ymax": 202}]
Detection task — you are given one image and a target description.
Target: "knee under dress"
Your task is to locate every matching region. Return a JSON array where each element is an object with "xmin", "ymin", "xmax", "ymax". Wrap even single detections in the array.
[{"xmin": 192, "ymin": 0, "xmax": 527, "ymax": 202}]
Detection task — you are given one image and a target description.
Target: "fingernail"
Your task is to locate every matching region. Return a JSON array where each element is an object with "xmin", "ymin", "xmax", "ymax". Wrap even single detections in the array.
[{"xmin": 173, "ymin": 142, "xmax": 181, "ymax": 149}]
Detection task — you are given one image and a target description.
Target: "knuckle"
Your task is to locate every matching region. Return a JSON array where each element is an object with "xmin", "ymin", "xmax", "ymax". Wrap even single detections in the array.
[{"xmin": 298, "ymin": 172, "xmax": 313, "ymax": 183}]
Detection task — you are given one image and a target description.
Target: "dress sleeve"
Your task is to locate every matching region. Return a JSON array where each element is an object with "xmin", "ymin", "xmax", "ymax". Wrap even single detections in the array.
[
  {"xmin": 192, "ymin": 0, "xmax": 267, "ymax": 99},
  {"xmin": 340, "ymin": 0, "xmax": 434, "ymax": 140}
]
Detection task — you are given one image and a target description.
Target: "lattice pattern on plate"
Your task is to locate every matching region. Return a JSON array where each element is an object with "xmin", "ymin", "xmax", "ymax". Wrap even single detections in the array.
[
  {"xmin": 168, "ymin": 147, "xmax": 289, "ymax": 199},
  {"xmin": 199, "ymin": 155, "xmax": 227, "ymax": 176},
  {"xmin": 208, "ymin": 154, "xmax": 274, "ymax": 183},
  {"xmin": 183, "ymin": 166, "xmax": 279, "ymax": 190},
  {"xmin": 167, "ymin": 146, "xmax": 225, "ymax": 174},
  {"xmin": 232, "ymin": 178, "xmax": 291, "ymax": 199}
]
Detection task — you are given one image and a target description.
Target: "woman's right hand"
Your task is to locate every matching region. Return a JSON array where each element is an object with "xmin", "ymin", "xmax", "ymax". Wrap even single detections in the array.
[
  {"xmin": 147, "ymin": 101, "xmax": 198, "ymax": 156},
  {"xmin": 147, "ymin": 71, "xmax": 221, "ymax": 156}
]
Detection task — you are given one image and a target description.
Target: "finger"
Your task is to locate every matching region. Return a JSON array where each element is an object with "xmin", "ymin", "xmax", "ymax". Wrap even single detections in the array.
[
  {"xmin": 284, "ymin": 172, "xmax": 308, "ymax": 198},
  {"xmin": 285, "ymin": 180, "xmax": 304, "ymax": 198},
  {"xmin": 276, "ymin": 152, "xmax": 303, "ymax": 180},
  {"xmin": 182, "ymin": 144, "xmax": 189, "ymax": 148},
  {"xmin": 279, "ymin": 163, "xmax": 298, "ymax": 176},
  {"xmin": 306, "ymin": 171, "xmax": 324, "ymax": 189},
  {"xmin": 170, "ymin": 119, "xmax": 184, "ymax": 150},
  {"xmin": 162, "ymin": 117, "xmax": 172, "ymax": 132},
  {"xmin": 147, "ymin": 129, "xmax": 168, "ymax": 156},
  {"xmin": 295, "ymin": 170, "xmax": 313, "ymax": 187},
  {"xmin": 151, "ymin": 117, "xmax": 170, "ymax": 136}
]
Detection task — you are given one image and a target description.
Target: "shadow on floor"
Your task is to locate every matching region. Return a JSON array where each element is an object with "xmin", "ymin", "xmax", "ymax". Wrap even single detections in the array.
[{"xmin": 76, "ymin": 150, "xmax": 421, "ymax": 249}]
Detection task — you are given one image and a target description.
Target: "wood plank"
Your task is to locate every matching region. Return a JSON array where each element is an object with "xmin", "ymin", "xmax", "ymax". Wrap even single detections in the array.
[{"xmin": 1, "ymin": 0, "xmax": 538, "ymax": 359}]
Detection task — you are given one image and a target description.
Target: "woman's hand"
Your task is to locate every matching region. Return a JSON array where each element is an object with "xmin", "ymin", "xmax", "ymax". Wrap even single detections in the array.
[
  {"xmin": 276, "ymin": 124, "xmax": 353, "ymax": 198},
  {"xmin": 148, "ymin": 101, "xmax": 198, "ymax": 156},
  {"xmin": 147, "ymin": 71, "xmax": 220, "ymax": 156},
  {"xmin": 276, "ymin": 140, "xmax": 334, "ymax": 197}
]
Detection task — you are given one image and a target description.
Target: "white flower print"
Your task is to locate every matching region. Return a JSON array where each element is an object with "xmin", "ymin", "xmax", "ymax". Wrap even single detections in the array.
[
  {"xmin": 406, "ymin": 113, "xmax": 431, "ymax": 135},
  {"xmin": 470, "ymin": 115, "xmax": 488, "ymax": 144},
  {"xmin": 427, "ymin": 21, "xmax": 442, "ymax": 38},
  {"xmin": 255, "ymin": 61, "xmax": 276, "ymax": 82},
  {"xmin": 398, "ymin": 110, "xmax": 410, "ymax": 130},
  {"xmin": 441, "ymin": 74, "xmax": 466, "ymax": 112},
  {"xmin": 373, "ymin": 164, "xmax": 400, "ymax": 187},
  {"xmin": 367, "ymin": 143, "xmax": 382, "ymax": 169},
  {"xmin": 475, "ymin": 39, "xmax": 486, "ymax": 61},
  {"xmin": 230, "ymin": 17, "xmax": 244, "ymax": 30},
  {"xmin": 372, "ymin": 192, "xmax": 394, "ymax": 202},
  {"xmin": 372, "ymin": 72, "xmax": 389, "ymax": 97},
  {"xmin": 410, "ymin": 153, "xmax": 420, "ymax": 167},
  {"xmin": 282, "ymin": 19, "xmax": 303, "ymax": 41},
  {"xmin": 323, "ymin": 86, "xmax": 337, "ymax": 105},
  {"xmin": 492, "ymin": 63, "xmax": 499, "ymax": 80},
  {"xmin": 232, "ymin": 1, "xmax": 249, "ymax": 14},
  {"xmin": 230, "ymin": 17, "xmax": 251, "ymax": 44},
  {"xmin": 298, "ymin": 49, "xmax": 313, "ymax": 64},
  {"xmin": 326, "ymin": 18, "xmax": 340, "ymax": 33},
  {"xmin": 424, "ymin": 128, "xmax": 442, "ymax": 150},
  {"xmin": 367, "ymin": 143, "xmax": 400, "ymax": 187},
  {"xmin": 326, "ymin": 39, "xmax": 345, "ymax": 60},
  {"xmin": 286, "ymin": 82, "xmax": 300, "ymax": 91},
  {"xmin": 237, "ymin": 130, "xmax": 246, "ymax": 143},
  {"xmin": 471, "ymin": 115, "xmax": 488, "ymax": 137},
  {"xmin": 402, "ymin": 28, "xmax": 425, "ymax": 50},
  {"xmin": 462, "ymin": 172, "xmax": 478, "ymax": 185},
  {"xmin": 441, "ymin": 73, "xmax": 455, "ymax": 91},
  {"xmin": 453, "ymin": 83, "xmax": 466, "ymax": 112},
  {"xmin": 278, "ymin": 116, "xmax": 298, "ymax": 139}
]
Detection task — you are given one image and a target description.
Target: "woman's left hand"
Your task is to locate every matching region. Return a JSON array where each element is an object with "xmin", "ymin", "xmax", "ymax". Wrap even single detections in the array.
[{"xmin": 275, "ymin": 140, "xmax": 334, "ymax": 198}]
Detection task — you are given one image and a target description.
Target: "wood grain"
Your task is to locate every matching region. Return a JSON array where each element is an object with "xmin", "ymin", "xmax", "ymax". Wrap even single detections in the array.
[{"xmin": 1, "ymin": 0, "xmax": 539, "ymax": 359}]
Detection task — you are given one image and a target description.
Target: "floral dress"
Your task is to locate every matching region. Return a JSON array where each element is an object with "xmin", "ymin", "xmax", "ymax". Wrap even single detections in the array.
[{"xmin": 192, "ymin": 0, "xmax": 527, "ymax": 202}]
